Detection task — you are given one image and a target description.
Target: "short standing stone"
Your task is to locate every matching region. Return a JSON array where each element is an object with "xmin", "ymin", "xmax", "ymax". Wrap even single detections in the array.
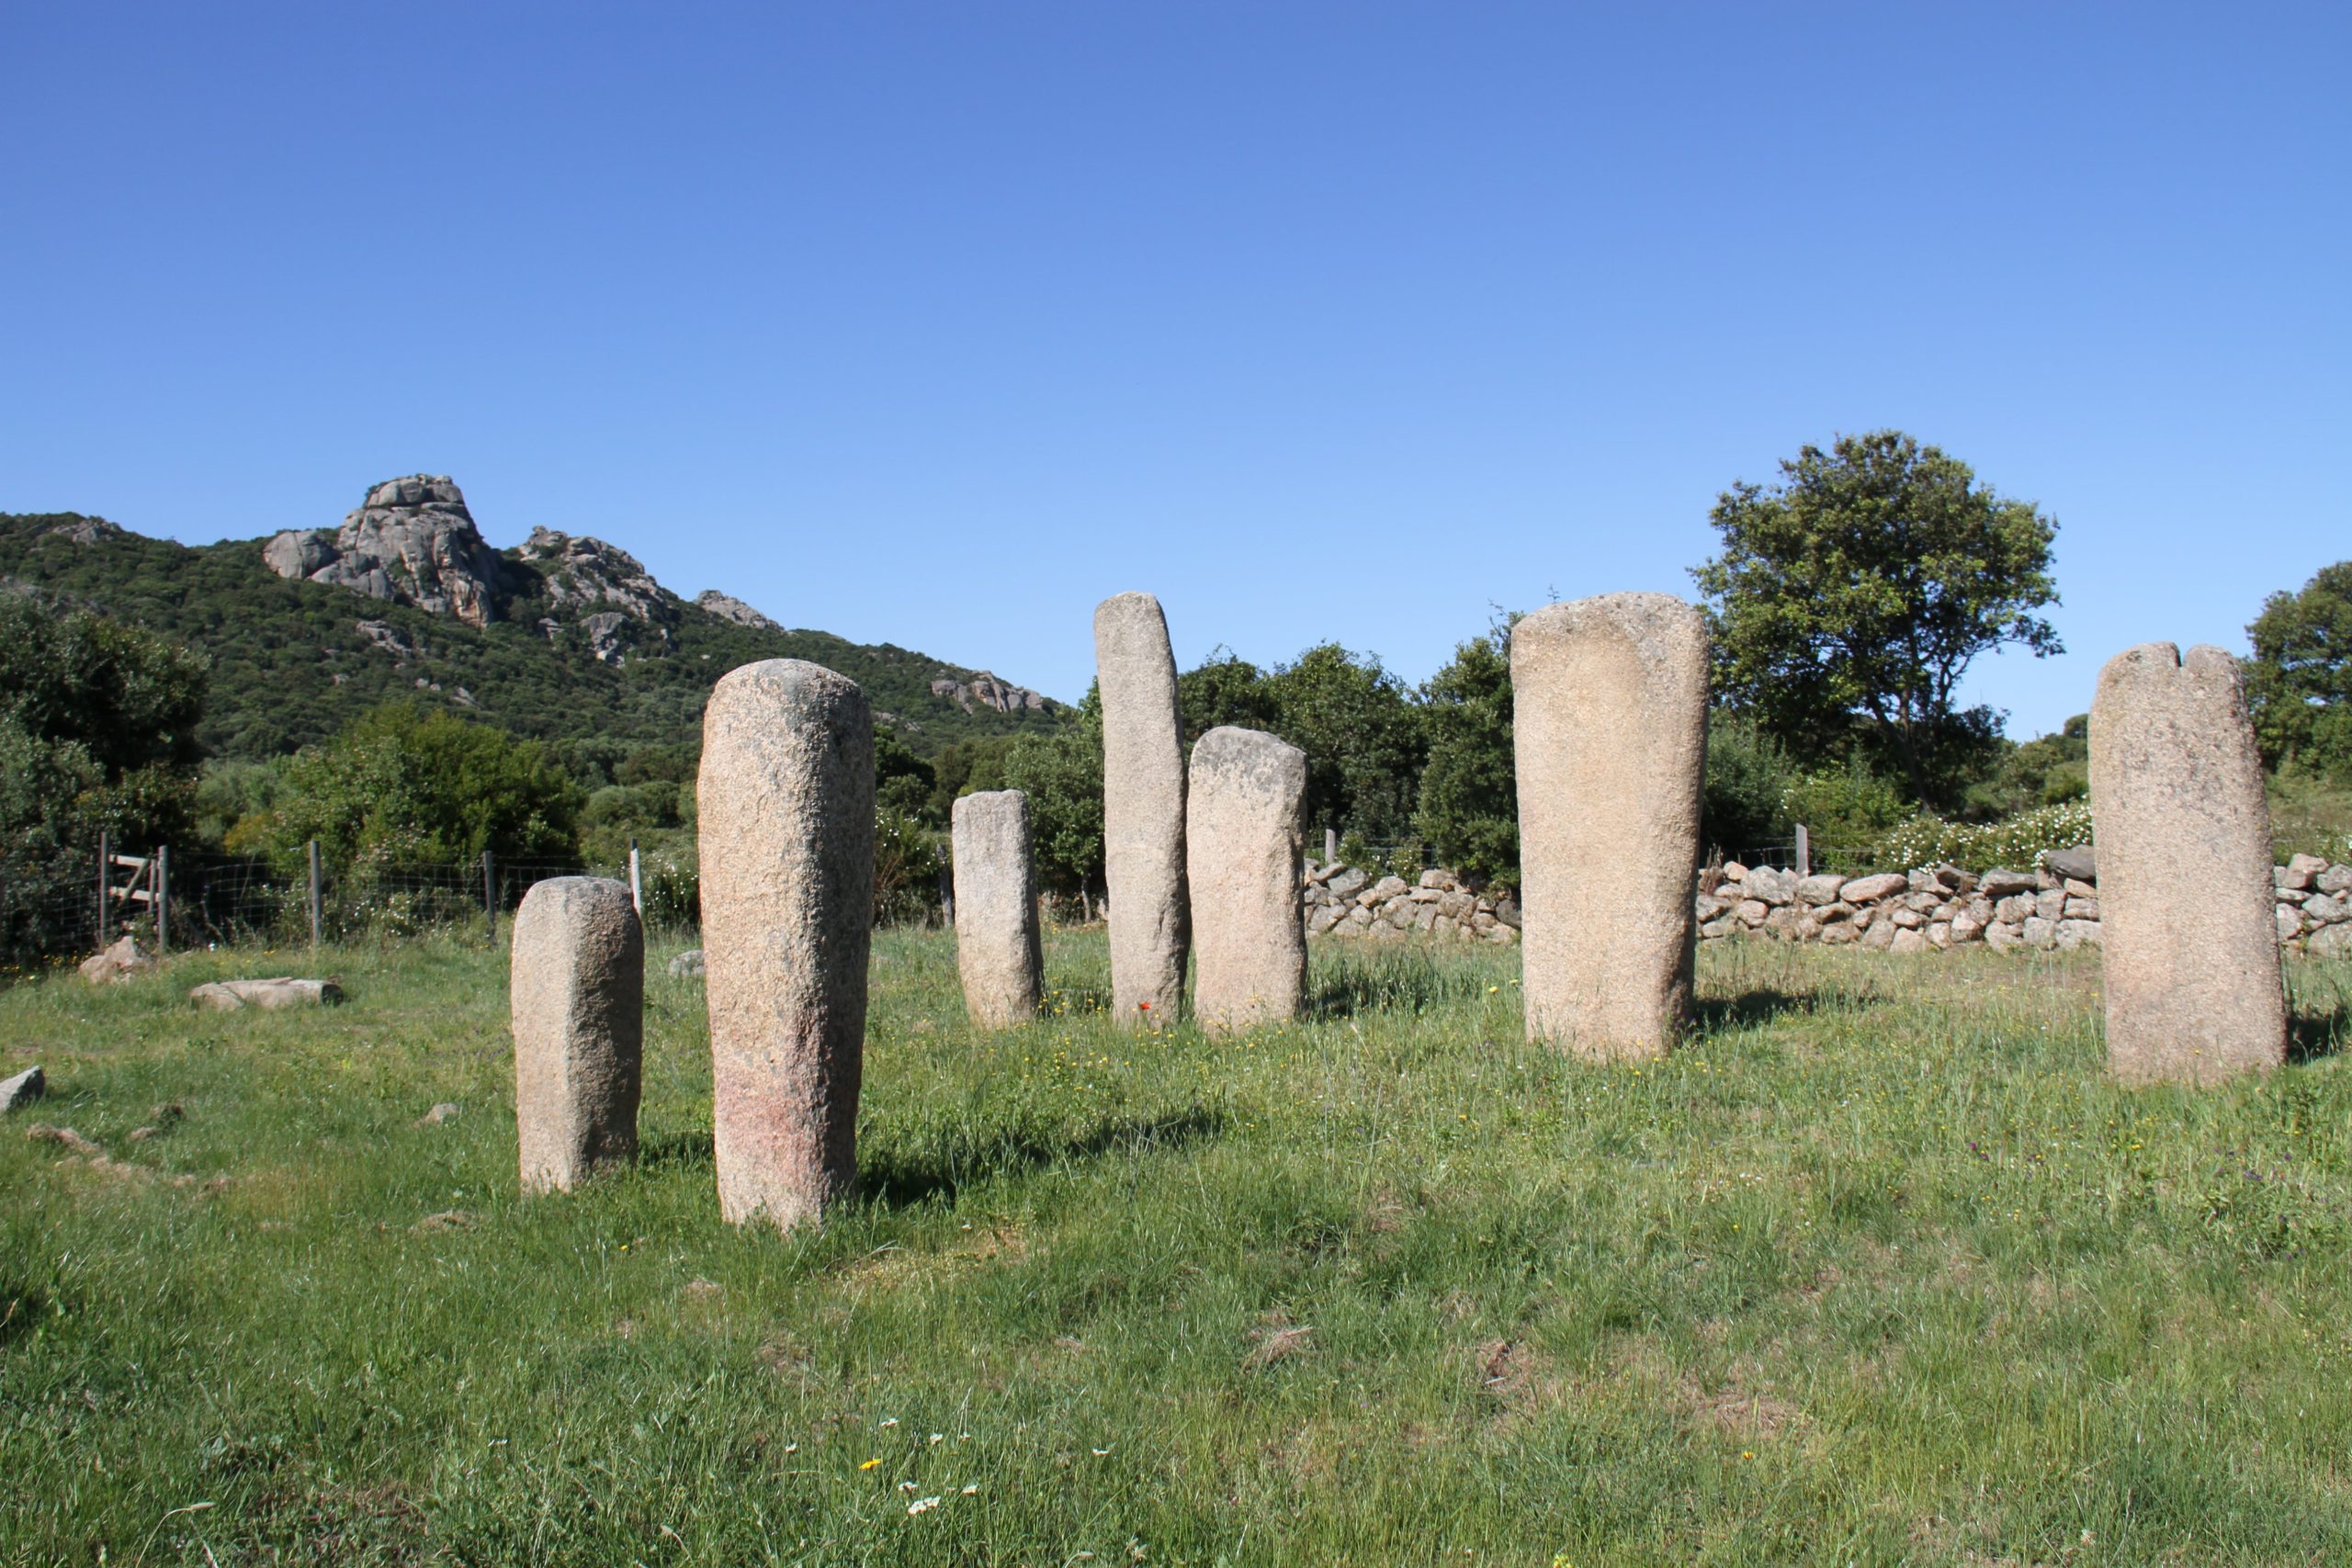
[
  {"xmin": 699, "ymin": 660, "xmax": 875, "ymax": 1229},
  {"xmin": 511, "ymin": 877, "xmax": 643, "ymax": 1194},
  {"xmin": 951, "ymin": 790, "xmax": 1045, "ymax": 1029},
  {"xmin": 1186, "ymin": 727, "xmax": 1309, "ymax": 1033},
  {"xmin": 2089, "ymin": 643, "xmax": 2287, "ymax": 1083},
  {"xmin": 1511, "ymin": 592, "xmax": 1708, "ymax": 1059},
  {"xmin": 1094, "ymin": 592, "xmax": 1189, "ymax": 1027}
]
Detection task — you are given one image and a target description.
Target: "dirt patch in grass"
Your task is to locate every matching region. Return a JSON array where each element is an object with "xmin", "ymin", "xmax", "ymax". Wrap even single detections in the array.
[
  {"xmin": 1679, "ymin": 1363, "xmax": 1803, "ymax": 1441},
  {"xmin": 1474, "ymin": 1337, "xmax": 1565, "ymax": 1424},
  {"xmin": 837, "ymin": 1224, "xmax": 1030, "ymax": 1291},
  {"xmin": 1242, "ymin": 1312, "xmax": 1315, "ymax": 1370}
]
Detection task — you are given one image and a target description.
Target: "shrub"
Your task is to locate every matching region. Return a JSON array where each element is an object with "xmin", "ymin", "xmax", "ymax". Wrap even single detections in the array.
[
  {"xmin": 1702, "ymin": 710, "xmax": 1794, "ymax": 856},
  {"xmin": 1781, "ymin": 761, "xmax": 1908, "ymax": 858},
  {"xmin": 1869, "ymin": 800, "xmax": 2096, "ymax": 874},
  {"xmin": 875, "ymin": 807, "xmax": 943, "ymax": 927}
]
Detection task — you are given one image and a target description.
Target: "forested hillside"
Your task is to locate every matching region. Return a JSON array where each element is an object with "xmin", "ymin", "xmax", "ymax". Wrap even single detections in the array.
[{"xmin": 0, "ymin": 509, "xmax": 1066, "ymax": 764}]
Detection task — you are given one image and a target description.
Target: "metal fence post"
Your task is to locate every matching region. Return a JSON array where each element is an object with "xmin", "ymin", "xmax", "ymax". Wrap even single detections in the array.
[
  {"xmin": 155, "ymin": 844, "xmax": 170, "ymax": 955},
  {"xmin": 97, "ymin": 830, "xmax": 110, "ymax": 947},
  {"xmin": 482, "ymin": 851, "xmax": 497, "ymax": 940},
  {"xmin": 1794, "ymin": 823, "xmax": 1811, "ymax": 878},
  {"xmin": 308, "ymin": 840, "xmax": 323, "ymax": 950}
]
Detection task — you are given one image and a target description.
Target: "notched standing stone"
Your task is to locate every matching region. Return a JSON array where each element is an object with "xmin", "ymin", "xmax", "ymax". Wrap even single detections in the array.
[
  {"xmin": 699, "ymin": 659, "xmax": 875, "ymax": 1230},
  {"xmin": 2089, "ymin": 643, "xmax": 2287, "ymax": 1084},
  {"xmin": 952, "ymin": 789, "xmax": 1045, "ymax": 1030},
  {"xmin": 1094, "ymin": 592, "xmax": 1189, "ymax": 1027},
  {"xmin": 511, "ymin": 876, "xmax": 643, "ymax": 1193},
  {"xmin": 1187, "ymin": 727, "xmax": 1309, "ymax": 1033},
  {"xmin": 1511, "ymin": 592, "xmax": 1709, "ymax": 1059}
]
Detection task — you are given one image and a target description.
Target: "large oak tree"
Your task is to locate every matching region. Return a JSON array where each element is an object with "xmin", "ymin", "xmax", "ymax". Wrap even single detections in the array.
[{"xmin": 1690, "ymin": 431, "xmax": 2062, "ymax": 806}]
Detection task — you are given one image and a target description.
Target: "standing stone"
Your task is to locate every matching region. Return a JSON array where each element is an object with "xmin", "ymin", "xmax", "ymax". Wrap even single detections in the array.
[
  {"xmin": 511, "ymin": 877, "xmax": 643, "ymax": 1194},
  {"xmin": 951, "ymin": 790, "xmax": 1045, "ymax": 1029},
  {"xmin": 1094, "ymin": 592, "xmax": 1188, "ymax": 1027},
  {"xmin": 1187, "ymin": 727, "xmax": 1308, "ymax": 1033},
  {"xmin": 1511, "ymin": 592, "xmax": 1709, "ymax": 1059},
  {"xmin": 699, "ymin": 660, "xmax": 875, "ymax": 1230},
  {"xmin": 2090, "ymin": 643, "xmax": 2287, "ymax": 1083}
]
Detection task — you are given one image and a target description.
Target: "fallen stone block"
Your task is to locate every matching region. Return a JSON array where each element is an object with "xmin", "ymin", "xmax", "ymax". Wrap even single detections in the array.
[{"xmin": 189, "ymin": 977, "xmax": 344, "ymax": 1010}]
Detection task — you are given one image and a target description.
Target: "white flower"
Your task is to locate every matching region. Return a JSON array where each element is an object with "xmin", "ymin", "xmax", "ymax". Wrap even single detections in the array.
[{"xmin": 907, "ymin": 1496, "xmax": 941, "ymax": 1516}]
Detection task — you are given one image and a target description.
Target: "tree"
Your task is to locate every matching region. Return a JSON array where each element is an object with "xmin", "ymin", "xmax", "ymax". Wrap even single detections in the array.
[
  {"xmin": 1414, "ymin": 622, "xmax": 1517, "ymax": 884},
  {"xmin": 925, "ymin": 735, "xmax": 1019, "ymax": 823},
  {"xmin": 1000, "ymin": 684, "xmax": 1105, "ymax": 898},
  {"xmin": 2245, "ymin": 562, "xmax": 2352, "ymax": 777},
  {"xmin": 874, "ymin": 731, "xmax": 937, "ymax": 820},
  {"xmin": 1177, "ymin": 649, "xmax": 1280, "ymax": 740},
  {"xmin": 1690, "ymin": 431, "xmax": 2061, "ymax": 807},
  {"xmin": 1261, "ymin": 644, "xmax": 1428, "ymax": 844},
  {"xmin": 0, "ymin": 595, "xmax": 209, "ymax": 962}
]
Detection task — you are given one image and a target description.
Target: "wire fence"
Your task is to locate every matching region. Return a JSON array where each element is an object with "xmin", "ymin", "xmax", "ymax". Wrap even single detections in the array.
[{"xmin": 1, "ymin": 842, "xmax": 653, "ymax": 975}]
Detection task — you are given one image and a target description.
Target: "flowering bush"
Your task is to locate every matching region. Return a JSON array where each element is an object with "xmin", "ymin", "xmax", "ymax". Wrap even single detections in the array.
[{"xmin": 1868, "ymin": 800, "xmax": 2096, "ymax": 874}]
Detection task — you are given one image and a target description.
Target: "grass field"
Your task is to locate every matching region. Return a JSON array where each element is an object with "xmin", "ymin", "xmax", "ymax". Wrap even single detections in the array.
[{"xmin": 5, "ymin": 929, "xmax": 2351, "ymax": 1567}]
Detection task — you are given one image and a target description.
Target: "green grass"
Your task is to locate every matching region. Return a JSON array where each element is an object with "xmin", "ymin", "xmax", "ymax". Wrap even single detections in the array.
[{"xmin": 5, "ymin": 931, "xmax": 2351, "ymax": 1566}]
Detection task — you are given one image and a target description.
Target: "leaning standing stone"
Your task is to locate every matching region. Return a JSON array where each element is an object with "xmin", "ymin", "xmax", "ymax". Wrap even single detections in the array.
[
  {"xmin": 952, "ymin": 790, "xmax": 1045, "ymax": 1029},
  {"xmin": 2089, "ymin": 643, "xmax": 2287, "ymax": 1083},
  {"xmin": 1094, "ymin": 592, "xmax": 1189, "ymax": 1027},
  {"xmin": 511, "ymin": 877, "xmax": 643, "ymax": 1194},
  {"xmin": 699, "ymin": 659, "xmax": 875, "ymax": 1229},
  {"xmin": 1511, "ymin": 592, "xmax": 1709, "ymax": 1059},
  {"xmin": 1187, "ymin": 727, "xmax": 1308, "ymax": 1033}
]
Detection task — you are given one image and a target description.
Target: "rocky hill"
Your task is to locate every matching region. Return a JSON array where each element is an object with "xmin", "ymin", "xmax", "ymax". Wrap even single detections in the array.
[{"xmin": 0, "ymin": 475, "xmax": 1063, "ymax": 762}]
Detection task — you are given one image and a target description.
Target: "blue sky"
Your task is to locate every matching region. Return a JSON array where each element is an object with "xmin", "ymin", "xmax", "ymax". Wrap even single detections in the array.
[{"xmin": 5, "ymin": 2, "xmax": 2344, "ymax": 738}]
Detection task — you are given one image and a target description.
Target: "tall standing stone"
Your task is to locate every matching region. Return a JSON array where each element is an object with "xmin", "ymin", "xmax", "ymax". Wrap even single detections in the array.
[
  {"xmin": 1187, "ymin": 727, "xmax": 1308, "ymax": 1033},
  {"xmin": 699, "ymin": 659, "xmax": 875, "ymax": 1230},
  {"xmin": 2089, "ymin": 643, "xmax": 2286, "ymax": 1083},
  {"xmin": 1511, "ymin": 592, "xmax": 1709, "ymax": 1059},
  {"xmin": 952, "ymin": 789, "xmax": 1045, "ymax": 1030},
  {"xmin": 511, "ymin": 876, "xmax": 643, "ymax": 1193},
  {"xmin": 1094, "ymin": 592, "xmax": 1188, "ymax": 1027}
]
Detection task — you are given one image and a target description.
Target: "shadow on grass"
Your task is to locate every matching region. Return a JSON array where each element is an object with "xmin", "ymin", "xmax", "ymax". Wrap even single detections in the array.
[
  {"xmin": 0, "ymin": 1280, "xmax": 51, "ymax": 1348},
  {"xmin": 1694, "ymin": 989, "xmax": 1818, "ymax": 1035},
  {"xmin": 640, "ymin": 1132, "xmax": 716, "ymax": 1170},
  {"xmin": 2289, "ymin": 1006, "xmax": 2347, "ymax": 1064},
  {"xmin": 863, "ymin": 1106, "xmax": 1225, "ymax": 1209},
  {"xmin": 1045, "ymin": 982, "xmax": 1112, "ymax": 1016},
  {"xmin": 1310, "ymin": 955, "xmax": 1489, "ymax": 1019}
]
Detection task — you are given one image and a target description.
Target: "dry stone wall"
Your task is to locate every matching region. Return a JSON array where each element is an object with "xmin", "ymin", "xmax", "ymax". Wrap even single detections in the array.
[
  {"xmin": 1298, "ymin": 853, "xmax": 2352, "ymax": 956},
  {"xmin": 1304, "ymin": 864, "xmax": 1521, "ymax": 943}
]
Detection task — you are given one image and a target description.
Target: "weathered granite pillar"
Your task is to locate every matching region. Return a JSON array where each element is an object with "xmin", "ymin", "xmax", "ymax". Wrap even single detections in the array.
[
  {"xmin": 1511, "ymin": 592, "xmax": 1709, "ymax": 1059},
  {"xmin": 1094, "ymin": 592, "xmax": 1188, "ymax": 1027},
  {"xmin": 2089, "ymin": 643, "xmax": 2287, "ymax": 1083},
  {"xmin": 1187, "ymin": 727, "xmax": 1308, "ymax": 1033},
  {"xmin": 698, "ymin": 659, "xmax": 875, "ymax": 1230},
  {"xmin": 952, "ymin": 789, "xmax": 1045, "ymax": 1029},
  {"xmin": 511, "ymin": 876, "xmax": 643, "ymax": 1193}
]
